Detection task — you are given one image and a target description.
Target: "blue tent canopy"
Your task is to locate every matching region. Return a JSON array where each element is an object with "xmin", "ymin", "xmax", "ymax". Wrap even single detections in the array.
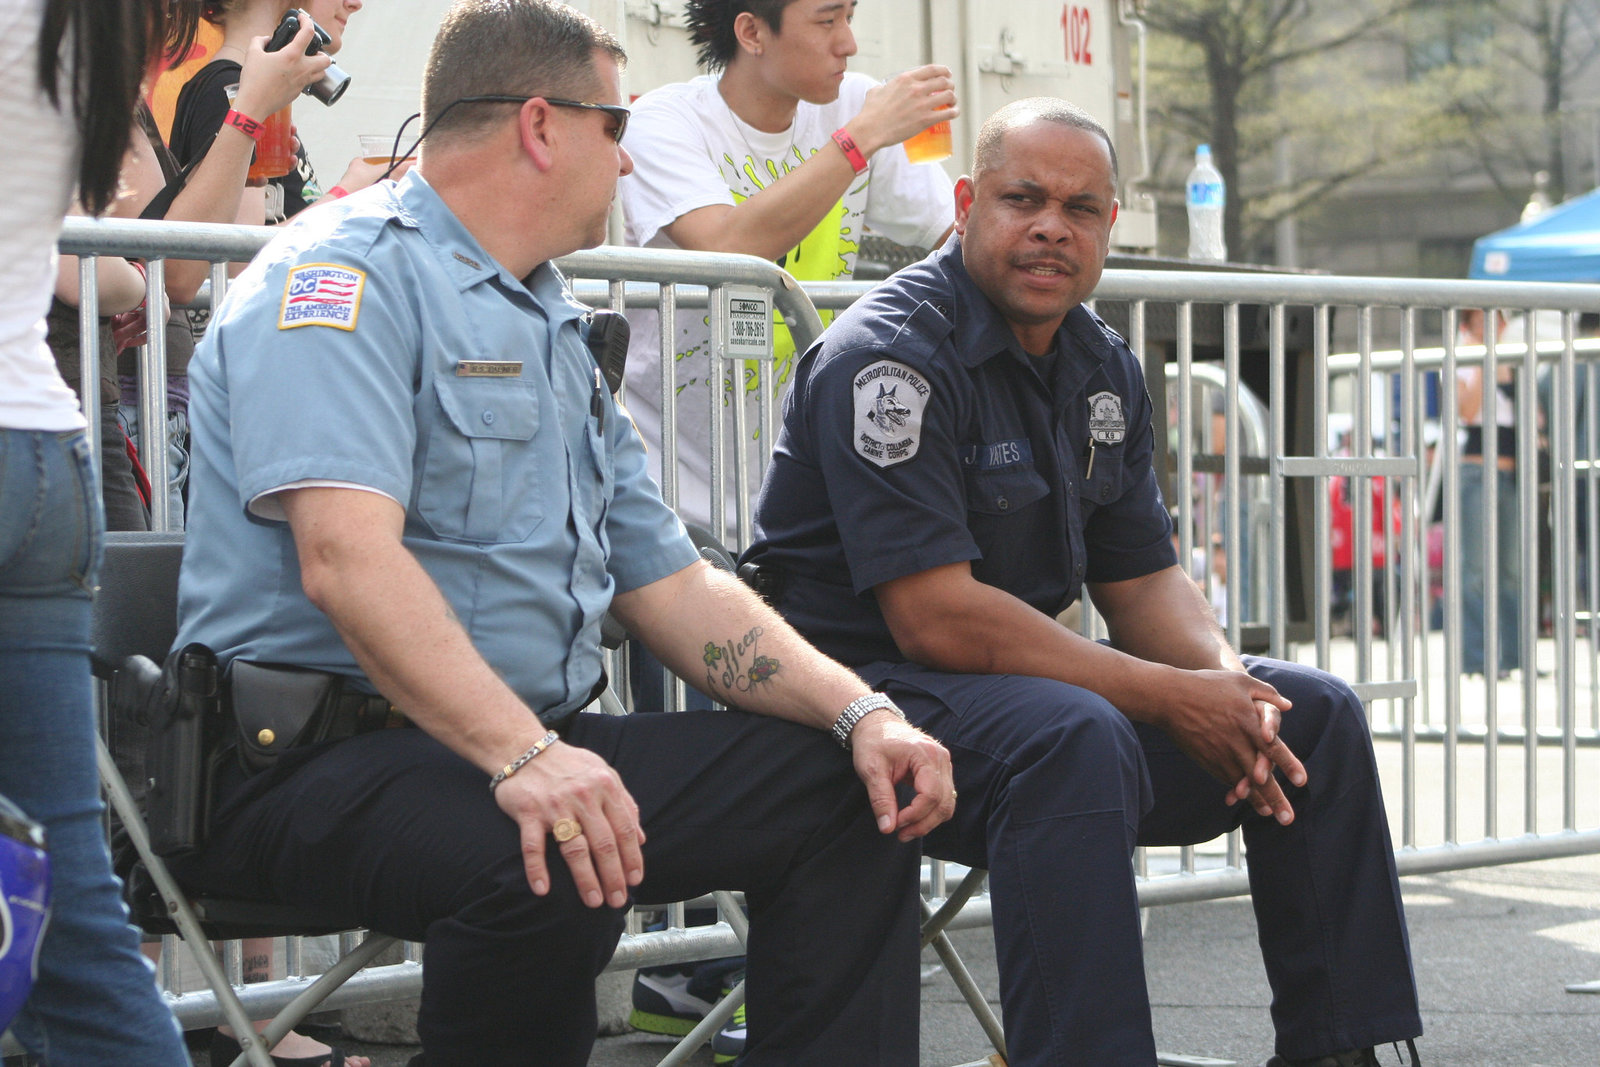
[{"xmin": 1469, "ymin": 188, "xmax": 1600, "ymax": 282}]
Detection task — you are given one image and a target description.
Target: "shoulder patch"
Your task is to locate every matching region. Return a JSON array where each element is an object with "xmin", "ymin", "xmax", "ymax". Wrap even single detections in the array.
[
  {"xmin": 852, "ymin": 359, "xmax": 930, "ymax": 468},
  {"xmin": 1088, "ymin": 390, "xmax": 1126, "ymax": 444},
  {"xmin": 279, "ymin": 263, "xmax": 366, "ymax": 331}
]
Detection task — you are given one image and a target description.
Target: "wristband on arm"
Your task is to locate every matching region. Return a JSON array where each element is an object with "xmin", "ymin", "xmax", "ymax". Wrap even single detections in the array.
[
  {"xmin": 831, "ymin": 127, "xmax": 869, "ymax": 174},
  {"xmin": 129, "ymin": 260, "xmax": 148, "ymax": 310},
  {"xmin": 223, "ymin": 108, "xmax": 265, "ymax": 142}
]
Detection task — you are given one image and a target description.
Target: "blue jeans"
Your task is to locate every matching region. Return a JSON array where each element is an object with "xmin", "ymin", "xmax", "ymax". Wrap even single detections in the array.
[
  {"xmin": 1459, "ymin": 462, "xmax": 1522, "ymax": 674},
  {"xmin": 0, "ymin": 428, "xmax": 187, "ymax": 1065}
]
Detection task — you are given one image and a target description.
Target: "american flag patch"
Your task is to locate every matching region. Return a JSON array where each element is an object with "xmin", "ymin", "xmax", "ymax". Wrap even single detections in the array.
[{"xmin": 279, "ymin": 263, "xmax": 366, "ymax": 330}]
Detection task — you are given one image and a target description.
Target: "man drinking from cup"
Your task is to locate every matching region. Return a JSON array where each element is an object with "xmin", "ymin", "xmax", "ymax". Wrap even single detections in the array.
[{"xmin": 617, "ymin": 0, "xmax": 958, "ymax": 540}]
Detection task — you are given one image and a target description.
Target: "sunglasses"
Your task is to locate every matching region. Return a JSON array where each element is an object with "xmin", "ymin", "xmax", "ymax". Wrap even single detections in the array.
[{"xmin": 448, "ymin": 94, "xmax": 630, "ymax": 143}]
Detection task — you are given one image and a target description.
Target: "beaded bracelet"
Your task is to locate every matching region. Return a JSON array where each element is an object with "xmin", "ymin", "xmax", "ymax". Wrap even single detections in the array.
[{"xmin": 489, "ymin": 730, "xmax": 560, "ymax": 793}]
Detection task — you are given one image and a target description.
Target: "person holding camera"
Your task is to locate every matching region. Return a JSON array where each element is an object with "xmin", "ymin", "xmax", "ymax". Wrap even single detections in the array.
[{"xmin": 171, "ymin": 0, "xmax": 391, "ymax": 227}]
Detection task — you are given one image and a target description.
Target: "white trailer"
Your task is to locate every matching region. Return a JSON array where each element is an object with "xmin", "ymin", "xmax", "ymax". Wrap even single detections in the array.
[{"xmin": 297, "ymin": 0, "xmax": 1156, "ymax": 251}]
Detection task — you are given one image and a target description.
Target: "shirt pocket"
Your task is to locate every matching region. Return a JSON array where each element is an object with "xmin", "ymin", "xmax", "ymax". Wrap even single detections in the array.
[
  {"xmin": 419, "ymin": 376, "xmax": 543, "ymax": 544},
  {"xmin": 965, "ymin": 465, "xmax": 1051, "ymax": 517},
  {"xmin": 1079, "ymin": 447, "xmax": 1125, "ymax": 508}
]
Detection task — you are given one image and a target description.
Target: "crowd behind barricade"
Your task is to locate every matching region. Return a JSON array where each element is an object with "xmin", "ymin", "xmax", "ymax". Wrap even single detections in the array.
[{"xmin": 6, "ymin": 2, "xmax": 1440, "ymax": 1067}]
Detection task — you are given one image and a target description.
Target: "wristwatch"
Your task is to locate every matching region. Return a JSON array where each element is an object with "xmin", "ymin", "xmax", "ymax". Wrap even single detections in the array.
[{"xmin": 830, "ymin": 692, "xmax": 905, "ymax": 749}]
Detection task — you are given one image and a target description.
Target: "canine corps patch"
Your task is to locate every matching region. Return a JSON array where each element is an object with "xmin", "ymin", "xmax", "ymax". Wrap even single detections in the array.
[
  {"xmin": 279, "ymin": 263, "xmax": 365, "ymax": 330},
  {"xmin": 1088, "ymin": 390, "xmax": 1126, "ymax": 444},
  {"xmin": 853, "ymin": 360, "xmax": 929, "ymax": 468}
]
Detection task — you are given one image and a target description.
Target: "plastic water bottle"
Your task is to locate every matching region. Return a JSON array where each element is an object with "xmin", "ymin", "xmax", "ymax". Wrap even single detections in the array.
[{"xmin": 1185, "ymin": 144, "xmax": 1227, "ymax": 262}]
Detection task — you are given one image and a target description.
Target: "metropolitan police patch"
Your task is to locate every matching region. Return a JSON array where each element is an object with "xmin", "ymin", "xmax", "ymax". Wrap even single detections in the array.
[
  {"xmin": 852, "ymin": 360, "xmax": 929, "ymax": 468},
  {"xmin": 279, "ymin": 263, "xmax": 366, "ymax": 330},
  {"xmin": 1088, "ymin": 390, "xmax": 1126, "ymax": 444}
]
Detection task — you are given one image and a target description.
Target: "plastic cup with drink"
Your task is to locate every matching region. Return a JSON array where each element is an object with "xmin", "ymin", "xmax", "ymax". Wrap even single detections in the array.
[
  {"xmin": 359, "ymin": 134, "xmax": 415, "ymax": 169},
  {"xmin": 226, "ymin": 83, "xmax": 295, "ymax": 181},
  {"xmin": 903, "ymin": 112, "xmax": 953, "ymax": 165}
]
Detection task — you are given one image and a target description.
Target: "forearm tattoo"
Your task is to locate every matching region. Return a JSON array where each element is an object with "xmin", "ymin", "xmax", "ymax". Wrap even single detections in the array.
[{"xmin": 703, "ymin": 626, "xmax": 781, "ymax": 695}]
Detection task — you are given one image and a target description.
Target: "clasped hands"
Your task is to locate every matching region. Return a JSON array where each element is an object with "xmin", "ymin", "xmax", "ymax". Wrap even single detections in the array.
[{"xmin": 1163, "ymin": 669, "xmax": 1306, "ymax": 825}]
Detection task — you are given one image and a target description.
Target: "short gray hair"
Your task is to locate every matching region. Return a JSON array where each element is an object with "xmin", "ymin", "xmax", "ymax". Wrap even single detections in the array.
[{"xmin": 972, "ymin": 98, "xmax": 1118, "ymax": 184}]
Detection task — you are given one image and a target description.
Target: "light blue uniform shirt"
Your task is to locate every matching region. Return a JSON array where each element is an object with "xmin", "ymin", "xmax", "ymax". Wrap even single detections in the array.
[{"xmin": 175, "ymin": 171, "xmax": 699, "ymax": 724}]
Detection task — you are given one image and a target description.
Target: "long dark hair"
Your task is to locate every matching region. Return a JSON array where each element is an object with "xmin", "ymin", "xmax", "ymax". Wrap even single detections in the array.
[{"xmin": 36, "ymin": 0, "xmax": 196, "ymax": 216}]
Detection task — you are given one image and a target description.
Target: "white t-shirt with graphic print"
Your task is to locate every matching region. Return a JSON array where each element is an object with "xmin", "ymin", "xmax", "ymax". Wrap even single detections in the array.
[{"xmin": 618, "ymin": 72, "xmax": 953, "ymax": 536}]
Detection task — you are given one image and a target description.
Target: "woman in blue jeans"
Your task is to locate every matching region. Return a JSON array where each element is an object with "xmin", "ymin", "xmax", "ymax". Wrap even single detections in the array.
[{"xmin": 0, "ymin": 0, "xmax": 193, "ymax": 1061}]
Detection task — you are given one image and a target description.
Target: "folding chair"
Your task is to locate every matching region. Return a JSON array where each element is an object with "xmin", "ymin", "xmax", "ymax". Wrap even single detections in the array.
[{"xmin": 91, "ymin": 531, "xmax": 398, "ymax": 1067}]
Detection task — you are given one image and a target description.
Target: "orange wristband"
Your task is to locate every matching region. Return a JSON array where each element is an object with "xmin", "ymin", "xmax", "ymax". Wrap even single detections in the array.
[
  {"xmin": 129, "ymin": 260, "xmax": 148, "ymax": 311},
  {"xmin": 223, "ymin": 108, "xmax": 264, "ymax": 142},
  {"xmin": 831, "ymin": 128, "xmax": 868, "ymax": 174},
  {"xmin": 327, "ymin": 185, "xmax": 350, "ymax": 199}
]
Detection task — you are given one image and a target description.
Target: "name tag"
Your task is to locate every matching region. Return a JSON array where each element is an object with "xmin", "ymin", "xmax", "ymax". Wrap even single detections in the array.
[
  {"xmin": 456, "ymin": 361, "xmax": 523, "ymax": 377},
  {"xmin": 961, "ymin": 439, "xmax": 1034, "ymax": 470}
]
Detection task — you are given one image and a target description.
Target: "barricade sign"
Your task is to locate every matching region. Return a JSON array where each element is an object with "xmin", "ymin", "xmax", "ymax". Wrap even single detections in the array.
[{"xmin": 724, "ymin": 285, "xmax": 772, "ymax": 359}]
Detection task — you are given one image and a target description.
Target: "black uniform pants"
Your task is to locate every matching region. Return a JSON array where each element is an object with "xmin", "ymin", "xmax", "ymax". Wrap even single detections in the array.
[
  {"xmin": 864, "ymin": 655, "xmax": 1421, "ymax": 1066},
  {"xmin": 170, "ymin": 709, "xmax": 922, "ymax": 1067}
]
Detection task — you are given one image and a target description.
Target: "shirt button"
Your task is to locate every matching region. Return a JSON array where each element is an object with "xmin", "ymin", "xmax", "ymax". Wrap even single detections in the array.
[
  {"xmin": 482, "ymin": 410, "xmax": 495, "ymax": 425},
  {"xmin": 996, "ymin": 497, "xmax": 1009, "ymax": 510},
  {"xmin": 1100, "ymin": 484, "xmax": 1111, "ymax": 501}
]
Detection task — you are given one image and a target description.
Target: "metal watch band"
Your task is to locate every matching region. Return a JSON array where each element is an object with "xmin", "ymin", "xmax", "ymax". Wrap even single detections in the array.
[{"xmin": 829, "ymin": 693, "xmax": 904, "ymax": 749}]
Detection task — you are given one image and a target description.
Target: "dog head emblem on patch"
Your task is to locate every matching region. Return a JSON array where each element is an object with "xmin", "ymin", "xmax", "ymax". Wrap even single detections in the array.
[
  {"xmin": 1088, "ymin": 390, "xmax": 1126, "ymax": 445},
  {"xmin": 853, "ymin": 360, "xmax": 930, "ymax": 468},
  {"xmin": 868, "ymin": 384, "xmax": 912, "ymax": 432}
]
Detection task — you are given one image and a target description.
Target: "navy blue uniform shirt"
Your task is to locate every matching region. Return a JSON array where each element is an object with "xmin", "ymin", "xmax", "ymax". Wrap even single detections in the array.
[{"xmin": 743, "ymin": 238, "xmax": 1176, "ymax": 666}]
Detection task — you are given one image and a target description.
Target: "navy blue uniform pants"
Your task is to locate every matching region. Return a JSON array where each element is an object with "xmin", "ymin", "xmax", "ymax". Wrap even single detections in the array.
[
  {"xmin": 170, "ymin": 709, "xmax": 922, "ymax": 1067},
  {"xmin": 865, "ymin": 656, "xmax": 1421, "ymax": 1067}
]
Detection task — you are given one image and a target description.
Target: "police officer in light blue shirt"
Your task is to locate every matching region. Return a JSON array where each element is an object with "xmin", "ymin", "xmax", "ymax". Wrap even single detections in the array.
[
  {"xmin": 742, "ymin": 99, "xmax": 1423, "ymax": 1067},
  {"xmin": 176, "ymin": 154, "xmax": 683, "ymax": 720},
  {"xmin": 168, "ymin": 3, "xmax": 955, "ymax": 1064}
]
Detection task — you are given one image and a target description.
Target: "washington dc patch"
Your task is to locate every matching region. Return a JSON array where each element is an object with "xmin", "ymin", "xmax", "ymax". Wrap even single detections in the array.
[
  {"xmin": 853, "ymin": 360, "xmax": 930, "ymax": 468},
  {"xmin": 279, "ymin": 263, "xmax": 366, "ymax": 330},
  {"xmin": 1087, "ymin": 390, "xmax": 1126, "ymax": 444}
]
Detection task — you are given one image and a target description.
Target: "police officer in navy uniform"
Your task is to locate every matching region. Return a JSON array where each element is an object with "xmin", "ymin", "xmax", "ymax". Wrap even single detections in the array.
[
  {"xmin": 742, "ymin": 98, "xmax": 1423, "ymax": 1067},
  {"xmin": 167, "ymin": 2, "xmax": 956, "ymax": 1064}
]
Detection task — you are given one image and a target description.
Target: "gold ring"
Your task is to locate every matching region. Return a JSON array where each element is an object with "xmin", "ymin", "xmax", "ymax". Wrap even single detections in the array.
[
  {"xmin": 552, "ymin": 818, "xmax": 583, "ymax": 843},
  {"xmin": 950, "ymin": 790, "xmax": 958, "ymax": 802}
]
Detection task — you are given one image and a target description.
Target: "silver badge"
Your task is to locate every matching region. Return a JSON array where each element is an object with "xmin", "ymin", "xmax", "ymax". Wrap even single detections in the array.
[{"xmin": 1088, "ymin": 391, "xmax": 1126, "ymax": 444}]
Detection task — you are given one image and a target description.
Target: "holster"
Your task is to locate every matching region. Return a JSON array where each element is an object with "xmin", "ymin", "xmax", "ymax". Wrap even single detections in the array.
[
  {"xmin": 112, "ymin": 643, "xmax": 224, "ymax": 857},
  {"xmin": 738, "ymin": 560, "xmax": 784, "ymax": 605},
  {"xmin": 225, "ymin": 660, "xmax": 345, "ymax": 773}
]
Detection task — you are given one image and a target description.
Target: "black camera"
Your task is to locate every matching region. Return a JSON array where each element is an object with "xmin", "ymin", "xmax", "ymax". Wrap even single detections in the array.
[{"xmin": 265, "ymin": 8, "xmax": 351, "ymax": 106}]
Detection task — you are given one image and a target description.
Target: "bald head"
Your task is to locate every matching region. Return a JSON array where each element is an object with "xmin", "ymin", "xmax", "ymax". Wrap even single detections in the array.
[{"xmin": 972, "ymin": 98, "xmax": 1118, "ymax": 184}]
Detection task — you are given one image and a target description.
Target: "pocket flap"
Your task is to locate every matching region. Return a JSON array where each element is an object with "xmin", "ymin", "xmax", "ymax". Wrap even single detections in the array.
[
  {"xmin": 966, "ymin": 468, "xmax": 1050, "ymax": 516},
  {"xmin": 433, "ymin": 376, "xmax": 539, "ymax": 442}
]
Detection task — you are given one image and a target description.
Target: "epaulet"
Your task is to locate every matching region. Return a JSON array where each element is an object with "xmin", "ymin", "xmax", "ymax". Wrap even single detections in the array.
[{"xmin": 893, "ymin": 298, "xmax": 955, "ymax": 352}]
